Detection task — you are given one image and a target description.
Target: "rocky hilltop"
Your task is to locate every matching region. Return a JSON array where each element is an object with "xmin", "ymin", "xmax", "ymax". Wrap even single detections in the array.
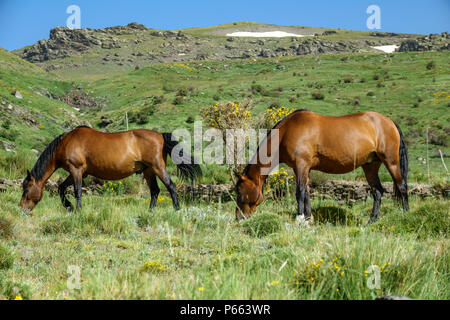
[
  {"xmin": 14, "ymin": 22, "xmax": 447, "ymax": 75},
  {"xmin": 398, "ymin": 32, "xmax": 450, "ymax": 52},
  {"xmin": 19, "ymin": 22, "xmax": 149, "ymax": 62}
]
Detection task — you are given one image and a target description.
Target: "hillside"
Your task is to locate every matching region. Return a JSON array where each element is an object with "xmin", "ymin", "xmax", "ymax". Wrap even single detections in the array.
[
  {"xmin": 12, "ymin": 21, "xmax": 434, "ymax": 80},
  {"xmin": 0, "ymin": 48, "xmax": 86, "ymax": 178},
  {"xmin": 1, "ymin": 22, "xmax": 449, "ymax": 185},
  {"xmin": 0, "ymin": 22, "xmax": 448, "ymax": 301}
]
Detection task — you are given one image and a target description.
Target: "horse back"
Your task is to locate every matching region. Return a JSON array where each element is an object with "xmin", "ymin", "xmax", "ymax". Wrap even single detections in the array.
[
  {"xmin": 281, "ymin": 111, "xmax": 399, "ymax": 172},
  {"xmin": 56, "ymin": 127, "xmax": 165, "ymax": 177}
]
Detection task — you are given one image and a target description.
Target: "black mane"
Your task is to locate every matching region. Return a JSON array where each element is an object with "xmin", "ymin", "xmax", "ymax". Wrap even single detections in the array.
[
  {"xmin": 242, "ymin": 109, "xmax": 309, "ymax": 176},
  {"xmin": 28, "ymin": 133, "xmax": 66, "ymax": 182},
  {"xmin": 23, "ymin": 126, "xmax": 90, "ymax": 187}
]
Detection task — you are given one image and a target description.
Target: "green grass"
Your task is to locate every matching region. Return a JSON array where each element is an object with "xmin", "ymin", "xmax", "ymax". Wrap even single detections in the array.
[
  {"xmin": 81, "ymin": 51, "xmax": 449, "ymax": 183},
  {"xmin": 0, "ymin": 186, "xmax": 448, "ymax": 300},
  {"xmin": 1, "ymin": 48, "xmax": 448, "ymax": 183}
]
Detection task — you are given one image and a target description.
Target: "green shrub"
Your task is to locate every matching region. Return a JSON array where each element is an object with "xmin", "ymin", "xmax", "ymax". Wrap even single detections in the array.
[
  {"xmin": 176, "ymin": 88, "xmax": 188, "ymax": 97},
  {"xmin": 426, "ymin": 61, "xmax": 436, "ymax": 70},
  {"xmin": 0, "ymin": 243, "xmax": 14, "ymax": 270},
  {"xmin": 312, "ymin": 92, "xmax": 325, "ymax": 100},
  {"xmin": 173, "ymin": 96, "xmax": 184, "ymax": 105},
  {"xmin": 241, "ymin": 212, "xmax": 283, "ymax": 237}
]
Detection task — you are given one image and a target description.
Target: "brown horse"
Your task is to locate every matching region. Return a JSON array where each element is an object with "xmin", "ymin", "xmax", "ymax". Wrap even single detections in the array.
[
  {"xmin": 20, "ymin": 126, "xmax": 201, "ymax": 212},
  {"xmin": 235, "ymin": 109, "xmax": 409, "ymax": 223}
]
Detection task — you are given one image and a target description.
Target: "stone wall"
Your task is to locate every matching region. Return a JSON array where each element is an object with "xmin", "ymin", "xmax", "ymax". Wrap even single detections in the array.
[{"xmin": 2, "ymin": 177, "xmax": 447, "ymax": 204}]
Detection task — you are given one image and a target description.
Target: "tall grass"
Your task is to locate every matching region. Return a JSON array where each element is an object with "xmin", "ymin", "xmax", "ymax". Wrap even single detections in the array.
[{"xmin": 0, "ymin": 186, "xmax": 447, "ymax": 300}]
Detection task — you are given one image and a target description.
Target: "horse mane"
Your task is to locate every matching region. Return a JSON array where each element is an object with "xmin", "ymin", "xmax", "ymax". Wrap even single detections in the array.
[
  {"xmin": 27, "ymin": 133, "xmax": 66, "ymax": 182},
  {"xmin": 26, "ymin": 126, "xmax": 90, "ymax": 183},
  {"xmin": 242, "ymin": 108, "xmax": 309, "ymax": 175}
]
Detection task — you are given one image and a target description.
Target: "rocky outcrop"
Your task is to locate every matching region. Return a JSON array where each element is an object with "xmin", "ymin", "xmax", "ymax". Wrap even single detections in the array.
[
  {"xmin": 257, "ymin": 39, "xmax": 363, "ymax": 58},
  {"xmin": 60, "ymin": 89, "xmax": 104, "ymax": 110},
  {"xmin": 20, "ymin": 23, "xmax": 148, "ymax": 62},
  {"xmin": 398, "ymin": 32, "xmax": 450, "ymax": 52}
]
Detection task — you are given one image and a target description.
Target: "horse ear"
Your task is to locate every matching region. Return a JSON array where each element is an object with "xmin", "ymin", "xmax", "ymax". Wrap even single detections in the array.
[{"xmin": 26, "ymin": 170, "xmax": 35, "ymax": 181}]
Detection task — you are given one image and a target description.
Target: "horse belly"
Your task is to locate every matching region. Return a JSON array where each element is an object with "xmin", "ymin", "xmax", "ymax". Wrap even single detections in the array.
[
  {"xmin": 314, "ymin": 146, "xmax": 376, "ymax": 174},
  {"xmin": 85, "ymin": 150, "xmax": 142, "ymax": 180}
]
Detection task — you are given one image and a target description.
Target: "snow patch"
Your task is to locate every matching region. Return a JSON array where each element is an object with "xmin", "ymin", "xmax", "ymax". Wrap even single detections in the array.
[{"xmin": 371, "ymin": 45, "xmax": 399, "ymax": 53}]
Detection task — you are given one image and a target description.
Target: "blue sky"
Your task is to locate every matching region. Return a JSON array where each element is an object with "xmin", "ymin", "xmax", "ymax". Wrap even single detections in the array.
[{"xmin": 0, "ymin": 0, "xmax": 448, "ymax": 51}]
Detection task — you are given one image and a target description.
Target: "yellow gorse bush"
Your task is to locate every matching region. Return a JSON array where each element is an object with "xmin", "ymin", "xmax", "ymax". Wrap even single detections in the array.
[
  {"xmin": 263, "ymin": 106, "xmax": 295, "ymax": 129},
  {"xmin": 100, "ymin": 180, "xmax": 124, "ymax": 195},
  {"xmin": 205, "ymin": 101, "xmax": 252, "ymax": 130},
  {"xmin": 431, "ymin": 91, "xmax": 450, "ymax": 105},
  {"xmin": 139, "ymin": 260, "xmax": 167, "ymax": 273},
  {"xmin": 265, "ymin": 167, "xmax": 295, "ymax": 199},
  {"xmin": 173, "ymin": 63, "xmax": 197, "ymax": 72}
]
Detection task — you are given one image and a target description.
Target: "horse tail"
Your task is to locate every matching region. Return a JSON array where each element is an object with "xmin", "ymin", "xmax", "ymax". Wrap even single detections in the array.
[
  {"xmin": 393, "ymin": 122, "xmax": 408, "ymax": 204},
  {"xmin": 162, "ymin": 133, "xmax": 202, "ymax": 183}
]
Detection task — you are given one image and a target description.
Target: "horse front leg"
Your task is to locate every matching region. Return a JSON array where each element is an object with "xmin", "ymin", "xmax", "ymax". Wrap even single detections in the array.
[
  {"xmin": 69, "ymin": 166, "xmax": 84, "ymax": 211},
  {"xmin": 144, "ymin": 171, "xmax": 160, "ymax": 210},
  {"xmin": 58, "ymin": 175, "xmax": 74, "ymax": 211}
]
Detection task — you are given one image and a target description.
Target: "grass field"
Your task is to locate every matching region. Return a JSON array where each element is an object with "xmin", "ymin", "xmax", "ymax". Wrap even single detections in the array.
[
  {"xmin": 0, "ymin": 187, "xmax": 448, "ymax": 300},
  {"xmin": 0, "ymin": 37, "xmax": 449, "ymax": 300},
  {"xmin": 1, "ymin": 49, "xmax": 449, "ymax": 184}
]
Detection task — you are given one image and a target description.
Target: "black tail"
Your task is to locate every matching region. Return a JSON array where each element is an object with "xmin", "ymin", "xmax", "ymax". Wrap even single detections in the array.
[
  {"xmin": 393, "ymin": 122, "xmax": 408, "ymax": 205},
  {"xmin": 162, "ymin": 133, "xmax": 202, "ymax": 183}
]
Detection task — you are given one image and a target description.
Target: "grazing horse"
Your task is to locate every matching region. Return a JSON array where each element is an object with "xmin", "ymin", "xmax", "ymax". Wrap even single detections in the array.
[
  {"xmin": 235, "ymin": 109, "xmax": 409, "ymax": 223},
  {"xmin": 20, "ymin": 126, "xmax": 201, "ymax": 212}
]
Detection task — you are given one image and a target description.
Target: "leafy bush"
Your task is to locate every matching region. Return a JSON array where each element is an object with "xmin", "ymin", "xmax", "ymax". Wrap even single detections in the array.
[
  {"xmin": 100, "ymin": 180, "xmax": 125, "ymax": 196},
  {"xmin": 186, "ymin": 116, "xmax": 195, "ymax": 124},
  {"xmin": 173, "ymin": 96, "xmax": 184, "ymax": 105},
  {"xmin": 426, "ymin": 61, "xmax": 436, "ymax": 70},
  {"xmin": 128, "ymin": 106, "xmax": 155, "ymax": 125},
  {"xmin": 265, "ymin": 167, "xmax": 295, "ymax": 200},
  {"xmin": 241, "ymin": 212, "xmax": 283, "ymax": 237},
  {"xmin": 176, "ymin": 88, "xmax": 188, "ymax": 97},
  {"xmin": 312, "ymin": 92, "xmax": 325, "ymax": 100}
]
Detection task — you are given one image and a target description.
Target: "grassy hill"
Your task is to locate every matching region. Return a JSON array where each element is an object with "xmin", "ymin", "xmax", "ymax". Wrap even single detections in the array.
[
  {"xmin": 0, "ymin": 23, "xmax": 448, "ymax": 301},
  {"xmin": 85, "ymin": 50, "xmax": 449, "ymax": 183},
  {"xmin": 1, "ymin": 45, "xmax": 449, "ymax": 184}
]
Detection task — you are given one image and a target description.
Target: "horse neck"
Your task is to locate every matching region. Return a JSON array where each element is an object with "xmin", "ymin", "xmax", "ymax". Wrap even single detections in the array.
[
  {"xmin": 36, "ymin": 156, "xmax": 58, "ymax": 189},
  {"xmin": 245, "ymin": 125, "xmax": 282, "ymax": 187}
]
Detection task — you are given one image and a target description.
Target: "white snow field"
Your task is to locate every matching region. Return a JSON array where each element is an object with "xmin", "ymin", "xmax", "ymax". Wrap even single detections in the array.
[{"xmin": 371, "ymin": 45, "xmax": 400, "ymax": 53}]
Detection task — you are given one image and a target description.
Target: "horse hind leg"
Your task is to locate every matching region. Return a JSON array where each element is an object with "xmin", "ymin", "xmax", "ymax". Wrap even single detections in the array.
[
  {"xmin": 294, "ymin": 163, "xmax": 313, "ymax": 224},
  {"xmin": 68, "ymin": 165, "xmax": 85, "ymax": 210},
  {"xmin": 362, "ymin": 162, "xmax": 384, "ymax": 223},
  {"xmin": 152, "ymin": 166, "xmax": 180, "ymax": 210},
  {"xmin": 383, "ymin": 161, "xmax": 409, "ymax": 212},
  {"xmin": 143, "ymin": 171, "xmax": 160, "ymax": 210}
]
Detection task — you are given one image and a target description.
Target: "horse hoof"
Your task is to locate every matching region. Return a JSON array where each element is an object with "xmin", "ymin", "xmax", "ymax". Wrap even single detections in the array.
[{"xmin": 295, "ymin": 215, "xmax": 313, "ymax": 227}]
